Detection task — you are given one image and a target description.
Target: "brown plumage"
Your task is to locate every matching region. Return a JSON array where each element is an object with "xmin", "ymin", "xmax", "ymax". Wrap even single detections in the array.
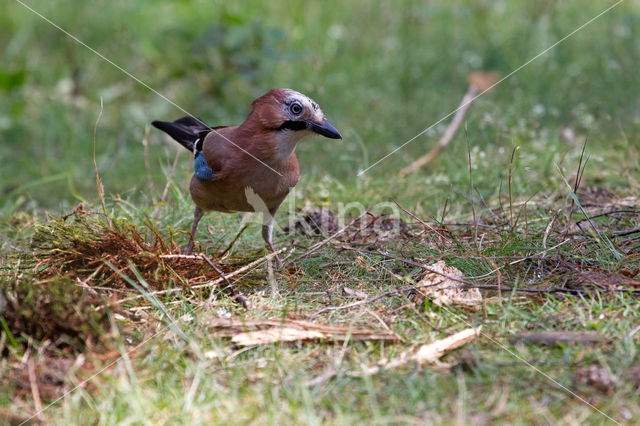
[{"xmin": 152, "ymin": 88, "xmax": 342, "ymax": 266}]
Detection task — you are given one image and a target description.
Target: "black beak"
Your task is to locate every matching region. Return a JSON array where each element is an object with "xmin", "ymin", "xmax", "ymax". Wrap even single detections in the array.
[{"xmin": 308, "ymin": 119, "xmax": 342, "ymax": 139}]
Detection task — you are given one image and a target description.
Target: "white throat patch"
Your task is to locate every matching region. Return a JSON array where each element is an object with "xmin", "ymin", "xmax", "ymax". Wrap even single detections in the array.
[{"xmin": 274, "ymin": 128, "xmax": 308, "ymax": 160}]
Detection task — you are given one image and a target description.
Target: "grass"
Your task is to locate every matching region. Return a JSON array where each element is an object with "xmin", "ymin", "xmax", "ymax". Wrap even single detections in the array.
[{"xmin": 2, "ymin": 0, "xmax": 640, "ymax": 424}]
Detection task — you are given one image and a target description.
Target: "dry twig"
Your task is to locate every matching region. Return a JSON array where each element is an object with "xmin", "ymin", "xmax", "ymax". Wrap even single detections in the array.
[
  {"xmin": 209, "ymin": 318, "xmax": 398, "ymax": 346},
  {"xmin": 358, "ymin": 327, "xmax": 480, "ymax": 375},
  {"xmin": 115, "ymin": 248, "xmax": 286, "ymax": 305},
  {"xmin": 201, "ymin": 254, "xmax": 249, "ymax": 308},
  {"xmin": 513, "ymin": 331, "xmax": 606, "ymax": 346},
  {"xmin": 399, "ymin": 72, "xmax": 499, "ymax": 176},
  {"xmin": 27, "ymin": 357, "xmax": 43, "ymax": 416}
]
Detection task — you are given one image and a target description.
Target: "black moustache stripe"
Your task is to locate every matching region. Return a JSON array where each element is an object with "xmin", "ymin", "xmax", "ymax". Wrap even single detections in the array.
[{"xmin": 278, "ymin": 120, "xmax": 308, "ymax": 131}]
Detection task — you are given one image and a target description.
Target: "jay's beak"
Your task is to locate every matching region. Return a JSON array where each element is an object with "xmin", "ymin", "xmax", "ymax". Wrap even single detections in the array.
[{"xmin": 308, "ymin": 119, "xmax": 342, "ymax": 139}]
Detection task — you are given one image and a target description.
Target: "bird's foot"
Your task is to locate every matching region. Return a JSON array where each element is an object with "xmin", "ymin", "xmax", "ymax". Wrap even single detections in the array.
[
  {"xmin": 274, "ymin": 253, "xmax": 283, "ymax": 270},
  {"xmin": 266, "ymin": 241, "xmax": 284, "ymax": 270},
  {"xmin": 182, "ymin": 241, "xmax": 195, "ymax": 255}
]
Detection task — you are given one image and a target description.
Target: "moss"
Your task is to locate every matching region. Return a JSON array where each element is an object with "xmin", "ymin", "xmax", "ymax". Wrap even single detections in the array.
[{"xmin": 0, "ymin": 275, "xmax": 112, "ymax": 351}]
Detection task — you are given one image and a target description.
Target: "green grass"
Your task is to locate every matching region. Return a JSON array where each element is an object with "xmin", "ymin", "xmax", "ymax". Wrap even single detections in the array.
[{"xmin": 2, "ymin": 0, "xmax": 640, "ymax": 424}]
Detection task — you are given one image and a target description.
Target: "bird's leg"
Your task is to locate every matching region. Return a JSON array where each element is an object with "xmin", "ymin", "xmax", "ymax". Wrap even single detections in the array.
[
  {"xmin": 261, "ymin": 214, "xmax": 283, "ymax": 269},
  {"xmin": 183, "ymin": 206, "xmax": 204, "ymax": 255}
]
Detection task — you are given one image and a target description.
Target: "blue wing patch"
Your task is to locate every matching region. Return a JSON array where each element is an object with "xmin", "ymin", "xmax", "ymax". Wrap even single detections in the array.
[
  {"xmin": 194, "ymin": 152, "xmax": 214, "ymax": 181},
  {"xmin": 192, "ymin": 136, "xmax": 214, "ymax": 181}
]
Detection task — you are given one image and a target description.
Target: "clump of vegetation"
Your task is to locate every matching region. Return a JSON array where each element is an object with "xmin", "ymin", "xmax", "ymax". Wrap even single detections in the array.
[
  {"xmin": 28, "ymin": 207, "xmax": 231, "ymax": 290},
  {"xmin": 1, "ymin": 275, "xmax": 112, "ymax": 352}
]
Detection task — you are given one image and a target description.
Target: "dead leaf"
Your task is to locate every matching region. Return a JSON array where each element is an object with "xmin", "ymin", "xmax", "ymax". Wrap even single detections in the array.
[
  {"xmin": 417, "ymin": 261, "xmax": 482, "ymax": 310},
  {"xmin": 360, "ymin": 327, "xmax": 480, "ymax": 375},
  {"xmin": 513, "ymin": 331, "xmax": 606, "ymax": 346},
  {"xmin": 573, "ymin": 365, "xmax": 616, "ymax": 395},
  {"xmin": 209, "ymin": 317, "xmax": 399, "ymax": 346}
]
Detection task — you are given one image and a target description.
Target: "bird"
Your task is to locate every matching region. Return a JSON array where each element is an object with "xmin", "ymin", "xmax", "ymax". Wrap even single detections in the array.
[{"xmin": 151, "ymin": 88, "xmax": 342, "ymax": 267}]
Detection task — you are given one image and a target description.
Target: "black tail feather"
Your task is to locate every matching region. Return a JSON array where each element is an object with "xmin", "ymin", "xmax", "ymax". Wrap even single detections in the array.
[{"xmin": 151, "ymin": 116, "xmax": 211, "ymax": 152}]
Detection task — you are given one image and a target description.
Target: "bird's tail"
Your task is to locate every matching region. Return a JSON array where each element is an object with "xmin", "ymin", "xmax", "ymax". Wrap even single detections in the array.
[{"xmin": 151, "ymin": 116, "xmax": 212, "ymax": 153}]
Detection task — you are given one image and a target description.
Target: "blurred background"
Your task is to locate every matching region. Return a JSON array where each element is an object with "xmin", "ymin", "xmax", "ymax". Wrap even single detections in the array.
[{"xmin": 0, "ymin": 0, "xmax": 638, "ymax": 211}]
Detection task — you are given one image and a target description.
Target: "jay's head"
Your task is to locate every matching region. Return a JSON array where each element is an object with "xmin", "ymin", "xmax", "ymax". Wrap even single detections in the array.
[{"xmin": 249, "ymin": 88, "xmax": 342, "ymax": 140}]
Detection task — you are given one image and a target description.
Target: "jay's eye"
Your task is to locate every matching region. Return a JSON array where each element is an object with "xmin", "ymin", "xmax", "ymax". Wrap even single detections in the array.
[{"xmin": 289, "ymin": 102, "xmax": 303, "ymax": 115}]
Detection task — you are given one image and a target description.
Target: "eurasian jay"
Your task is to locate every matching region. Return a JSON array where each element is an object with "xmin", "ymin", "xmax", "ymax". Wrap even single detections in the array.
[{"xmin": 152, "ymin": 88, "xmax": 342, "ymax": 266}]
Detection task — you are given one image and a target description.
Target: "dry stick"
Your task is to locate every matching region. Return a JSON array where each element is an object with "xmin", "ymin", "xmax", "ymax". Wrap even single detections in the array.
[
  {"xmin": 399, "ymin": 86, "xmax": 477, "ymax": 177},
  {"xmin": 27, "ymin": 357, "xmax": 43, "ymax": 416},
  {"xmin": 612, "ymin": 227, "xmax": 640, "ymax": 238},
  {"xmin": 357, "ymin": 327, "xmax": 481, "ymax": 376},
  {"xmin": 76, "ymin": 277, "xmax": 100, "ymax": 297},
  {"xmin": 288, "ymin": 212, "xmax": 368, "ymax": 265},
  {"xmin": 115, "ymin": 248, "xmax": 285, "ymax": 305},
  {"xmin": 617, "ymin": 235, "xmax": 640, "ymax": 250},
  {"xmin": 159, "ymin": 254, "xmax": 202, "ymax": 260},
  {"xmin": 576, "ymin": 209, "xmax": 639, "ymax": 226},
  {"xmin": 201, "ymin": 254, "xmax": 249, "ymax": 308},
  {"xmin": 200, "ymin": 254, "xmax": 233, "ymax": 289},
  {"xmin": 397, "ymin": 72, "xmax": 499, "ymax": 177}
]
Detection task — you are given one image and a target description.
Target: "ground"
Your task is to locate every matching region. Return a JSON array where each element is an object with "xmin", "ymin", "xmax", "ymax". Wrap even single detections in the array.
[{"xmin": 1, "ymin": 1, "xmax": 639, "ymax": 425}]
